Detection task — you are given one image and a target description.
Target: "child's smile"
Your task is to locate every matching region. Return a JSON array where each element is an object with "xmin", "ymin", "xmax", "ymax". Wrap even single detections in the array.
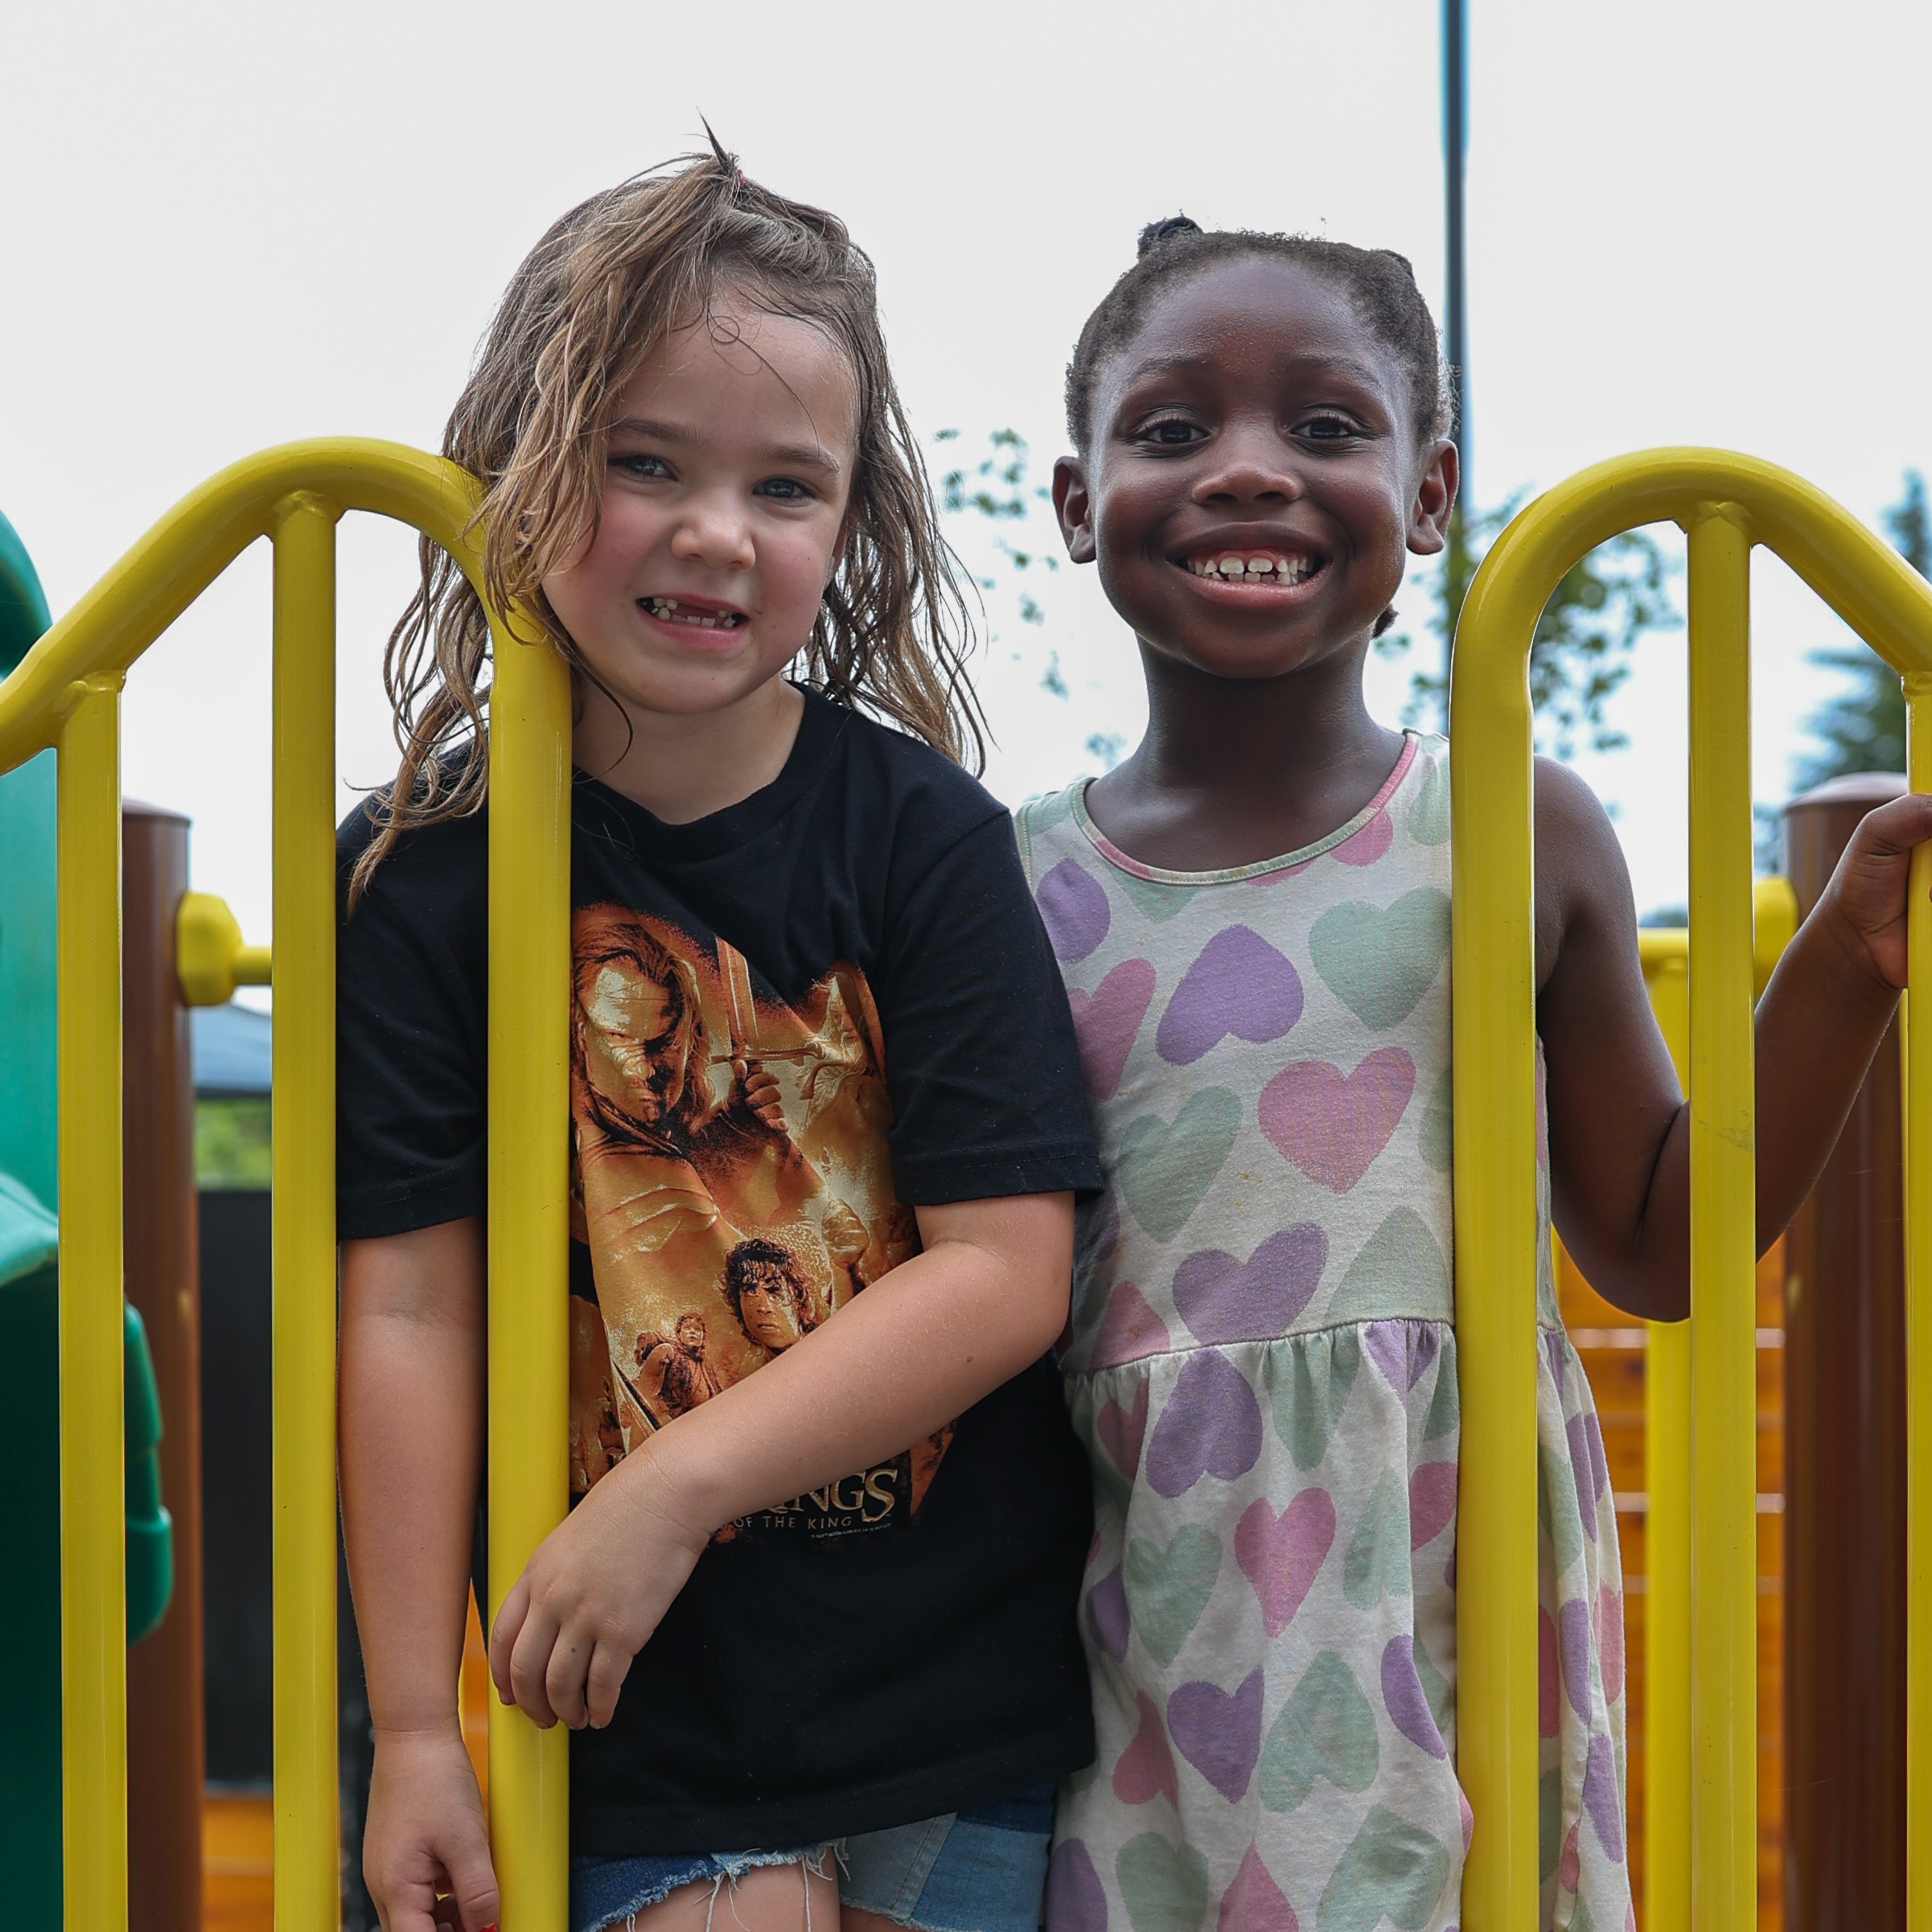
[{"xmin": 1054, "ymin": 257, "xmax": 1454, "ymax": 687}]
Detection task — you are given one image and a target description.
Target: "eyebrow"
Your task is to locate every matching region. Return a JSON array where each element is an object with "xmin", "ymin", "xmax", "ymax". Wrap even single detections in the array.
[
  {"xmin": 606, "ymin": 414, "xmax": 842, "ymax": 477},
  {"xmin": 1116, "ymin": 351, "xmax": 1390, "ymax": 390}
]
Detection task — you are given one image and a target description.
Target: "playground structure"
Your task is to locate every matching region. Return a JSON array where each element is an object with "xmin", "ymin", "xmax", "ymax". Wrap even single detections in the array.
[{"xmin": 0, "ymin": 444, "xmax": 1926, "ymax": 1931}]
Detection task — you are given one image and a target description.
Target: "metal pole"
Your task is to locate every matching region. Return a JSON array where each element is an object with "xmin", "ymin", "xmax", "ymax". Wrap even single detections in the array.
[{"xmin": 1442, "ymin": 0, "xmax": 1470, "ymax": 725}]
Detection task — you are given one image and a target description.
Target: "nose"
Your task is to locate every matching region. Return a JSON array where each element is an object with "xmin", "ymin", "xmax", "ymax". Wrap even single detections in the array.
[
  {"xmin": 669, "ymin": 487, "xmax": 756, "ymax": 571},
  {"xmin": 1192, "ymin": 422, "xmax": 1304, "ymax": 508}
]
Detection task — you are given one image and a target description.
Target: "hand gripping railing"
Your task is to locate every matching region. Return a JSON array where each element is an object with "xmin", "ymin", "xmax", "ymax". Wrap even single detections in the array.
[
  {"xmin": 0, "ymin": 442, "xmax": 573, "ymax": 1932},
  {"xmin": 1450, "ymin": 449, "xmax": 1932, "ymax": 1931}
]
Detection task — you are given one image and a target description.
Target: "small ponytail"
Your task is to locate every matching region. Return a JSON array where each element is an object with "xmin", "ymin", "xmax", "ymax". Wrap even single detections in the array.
[{"xmin": 1137, "ymin": 214, "xmax": 1202, "ymax": 257}]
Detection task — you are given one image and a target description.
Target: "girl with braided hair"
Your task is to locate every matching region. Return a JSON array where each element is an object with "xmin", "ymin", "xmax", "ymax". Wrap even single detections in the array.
[{"xmin": 1020, "ymin": 215, "xmax": 1932, "ymax": 1930}]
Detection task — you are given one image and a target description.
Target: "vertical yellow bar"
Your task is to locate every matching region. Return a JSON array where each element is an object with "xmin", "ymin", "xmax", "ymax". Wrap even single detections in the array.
[
  {"xmin": 58, "ymin": 678, "xmax": 128, "ymax": 1932},
  {"xmin": 1449, "ymin": 619, "xmax": 1540, "ymax": 1931},
  {"xmin": 1905, "ymin": 672, "xmax": 1932, "ymax": 1932},
  {"xmin": 1684, "ymin": 508, "xmax": 1757, "ymax": 1930},
  {"xmin": 487, "ymin": 610, "xmax": 573, "ymax": 1932},
  {"xmin": 1642, "ymin": 951, "xmax": 1692, "ymax": 1932},
  {"xmin": 271, "ymin": 494, "xmax": 339, "ymax": 1932}
]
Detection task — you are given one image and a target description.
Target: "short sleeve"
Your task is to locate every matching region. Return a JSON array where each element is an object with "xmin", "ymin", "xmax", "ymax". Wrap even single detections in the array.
[
  {"xmin": 335, "ymin": 817, "xmax": 491, "ymax": 1240},
  {"xmin": 874, "ymin": 809, "xmax": 1101, "ymax": 1204}
]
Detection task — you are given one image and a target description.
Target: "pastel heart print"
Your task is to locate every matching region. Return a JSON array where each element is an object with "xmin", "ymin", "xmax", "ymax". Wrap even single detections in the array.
[
  {"xmin": 1086, "ymin": 1563, "xmax": 1130, "ymax": 1661},
  {"xmin": 1115, "ymin": 1834, "xmax": 1209, "ymax": 1932},
  {"xmin": 1408, "ymin": 1461, "xmax": 1457, "ymax": 1551},
  {"xmin": 1598, "ymin": 1581, "xmax": 1626, "ymax": 1705},
  {"xmin": 1146, "ymin": 1350, "xmax": 1263, "ymax": 1497},
  {"xmin": 1235, "ymin": 1487, "xmax": 1337, "ymax": 1636},
  {"xmin": 1122, "ymin": 1523, "xmax": 1222, "ymax": 1667},
  {"xmin": 1091, "ymin": 1281, "xmax": 1172, "ymax": 1370},
  {"xmin": 1539, "ymin": 1606, "xmax": 1560, "ymax": 1739},
  {"xmin": 1332, "ymin": 808, "xmax": 1392, "ymax": 868},
  {"xmin": 1155, "ymin": 925, "xmax": 1303, "ymax": 1066},
  {"xmin": 1268, "ymin": 1327, "xmax": 1359, "ymax": 1470},
  {"xmin": 1112, "ymin": 1691, "xmax": 1179, "ymax": 1807},
  {"xmin": 1258, "ymin": 1650, "xmax": 1379, "ymax": 1813},
  {"xmin": 1045, "ymin": 1840, "xmax": 1108, "ymax": 1932},
  {"xmin": 1363, "ymin": 1317, "xmax": 1439, "ymax": 1393},
  {"xmin": 1308, "ymin": 886, "xmax": 1449, "ymax": 1030},
  {"xmin": 1583, "ymin": 1730, "xmax": 1626, "ymax": 1860},
  {"xmin": 1259, "ymin": 1047, "xmax": 1416, "ymax": 1194},
  {"xmin": 1116, "ymin": 1087, "xmax": 1241, "ymax": 1240},
  {"xmin": 1095, "ymin": 1379, "xmax": 1149, "ymax": 1478},
  {"xmin": 1379, "ymin": 1633, "xmax": 1449, "ymax": 1759},
  {"xmin": 1315, "ymin": 1806, "xmax": 1453, "ymax": 1932},
  {"xmin": 1408, "ymin": 750, "xmax": 1450, "ymax": 845},
  {"xmin": 1323, "ymin": 1207, "xmax": 1450, "ymax": 1326},
  {"xmin": 1217, "ymin": 1848, "xmax": 1298, "ymax": 1932},
  {"xmin": 1172, "ymin": 1224, "xmax": 1327, "ymax": 1345},
  {"xmin": 1560, "ymin": 1597, "xmax": 1596, "ymax": 1721},
  {"xmin": 1116, "ymin": 868, "xmax": 1201, "ymax": 923},
  {"xmin": 1342, "ymin": 1470, "xmax": 1412, "ymax": 1609},
  {"xmin": 1167, "ymin": 1667, "xmax": 1263, "ymax": 1803},
  {"xmin": 1069, "ymin": 958, "xmax": 1157, "ymax": 1099},
  {"xmin": 1037, "ymin": 857, "xmax": 1111, "ymax": 962}
]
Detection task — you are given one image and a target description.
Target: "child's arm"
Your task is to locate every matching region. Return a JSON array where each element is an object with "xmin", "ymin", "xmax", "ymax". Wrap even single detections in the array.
[
  {"xmin": 340, "ymin": 1216, "xmax": 499, "ymax": 1932},
  {"xmin": 489, "ymin": 1189, "xmax": 1073, "ymax": 1733},
  {"xmin": 1533, "ymin": 759, "xmax": 1932, "ymax": 1322}
]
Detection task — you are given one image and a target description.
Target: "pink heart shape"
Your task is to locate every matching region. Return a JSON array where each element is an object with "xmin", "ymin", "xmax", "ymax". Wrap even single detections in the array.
[
  {"xmin": 1409, "ymin": 1461, "xmax": 1457, "ymax": 1551},
  {"xmin": 1095, "ymin": 1379, "xmax": 1149, "ymax": 1479},
  {"xmin": 1333, "ymin": 808, "xmax": 1393, "ymax": 868},
  {"xmin": 1067, "ymin": 958, "xmax": 1157, "ymax": 1100},
  {"xmin": 1218, "ymin": 1847, "xmax": 1298, "ymax": 1932},
  {"xmin": 1091, "ymin": 1280, "xmax": 1172, "ymax": 1370},
  {"xmin": 1259, "ymin": 1046, "xmax": 1416, "ymax": 1193},
  {"xmin": 1235, "ymin": 1487, "xmax": 1336, "ymax": 1637},
  {"xmin": 1111, "ymin": 1691, "xmax": 1178, "ymax": 1807}
]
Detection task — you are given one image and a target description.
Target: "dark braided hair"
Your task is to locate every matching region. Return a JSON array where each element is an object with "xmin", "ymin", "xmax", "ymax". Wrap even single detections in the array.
[{"xmin": 1065, "ymin": 216, "xmax": 1453, "ymax": 453}]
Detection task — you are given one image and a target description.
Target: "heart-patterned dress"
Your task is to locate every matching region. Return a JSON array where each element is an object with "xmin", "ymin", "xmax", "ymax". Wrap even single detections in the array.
[{"xmin": 1016, "ymin": 734, "xmax": 1631, "ymax": 1932}]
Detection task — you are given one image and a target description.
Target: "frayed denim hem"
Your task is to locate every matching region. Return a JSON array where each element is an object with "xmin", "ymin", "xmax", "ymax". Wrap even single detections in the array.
[{"xmin": 571, "ymin": 1844, "xmax": 837, "ymax": 1932}]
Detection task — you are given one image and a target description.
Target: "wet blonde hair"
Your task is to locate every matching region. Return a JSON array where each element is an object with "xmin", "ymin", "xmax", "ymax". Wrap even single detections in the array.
[{"xmin": 349, "ymin": 145, "xmax": 982, "ymax": 907}]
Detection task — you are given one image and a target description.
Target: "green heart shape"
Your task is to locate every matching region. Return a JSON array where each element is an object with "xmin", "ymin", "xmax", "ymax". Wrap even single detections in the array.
[
  {"xmin": 1259, "ymin": 1649, "xmax": 1380, "ymax": 1813},
  {"xmin": 1407, "ymin": 752, "xmax": 1451, "ymax": 845},
  {"xmin": 1116, "ymin": 1087, "xmax": 1240, "ymax": 1241},
  {"xmin": 1420, "ymin": 1066, "xmax": 1453, "ymax": 1174},
  {"xmin": 1315, "ymin": 1805, "xmax": 1453, "ymax": 1932},
  {"xmin": 1116, "ymin": 1832, "xmax": 1210, "ymax": 1932},
  {"xmin": 1114, "ymin": 869, "xmax": 1200, "ymax": 923},
  {"xmin": 1322, "ymin": 1206, "xmax": 1450, "ymax": 1327},
  {"xmin": 1342, "ymin": 1470, "xmax": 1414, "ymax": 1609},
  {"xmin": 1123, "ymin": 1523, "xmax": 1222, "ymax": 1667},
  {"xmin": 1265, "ymin": 1326, "xmax": 1361, "ymax": 1471},
  {"xmin": 1309, "ymin": 888, "xmax": 1450, "ymax": 1030}
]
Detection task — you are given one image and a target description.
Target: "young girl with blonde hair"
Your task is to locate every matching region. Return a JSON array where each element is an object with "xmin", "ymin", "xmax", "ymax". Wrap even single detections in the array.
[{"xmin": 337, "ymin": 150, "xmax": 1100, "ymax": 1932}]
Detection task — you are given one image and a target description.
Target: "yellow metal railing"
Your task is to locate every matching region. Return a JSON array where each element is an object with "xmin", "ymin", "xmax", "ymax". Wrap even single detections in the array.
[
  {"xmin": 1450, "ymin": 449, "xmax": 1932, "ymax": 1930},
  {"xmin": 0, "ymin": 441, "xmax": 571, "ymax": 1932}
]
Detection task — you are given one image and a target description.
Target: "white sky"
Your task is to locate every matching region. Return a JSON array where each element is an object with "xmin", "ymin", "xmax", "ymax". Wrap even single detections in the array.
[{"xmin": 6, "ymin": 0, "xmax": 1930, "ymax": 963}]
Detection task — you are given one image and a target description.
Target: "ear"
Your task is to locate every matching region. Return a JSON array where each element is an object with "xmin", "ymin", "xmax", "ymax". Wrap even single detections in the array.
[
  {"xmin": 1406, "ymin": 438, "xmax": 1459, "ymax": 557},
  {"xmin": 1052, "ymin": 455, "xmax": 1098, "ymax": 565}
]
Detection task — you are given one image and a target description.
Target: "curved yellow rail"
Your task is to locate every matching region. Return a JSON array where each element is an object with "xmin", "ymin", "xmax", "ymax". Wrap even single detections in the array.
[
  {"xmin": 1451, "ymin": 448, "xmax": 1932, "ymax": 1930},
  {"xmin": 0, "ymin": 440, "xmax": 570, "ymax": 1932}
]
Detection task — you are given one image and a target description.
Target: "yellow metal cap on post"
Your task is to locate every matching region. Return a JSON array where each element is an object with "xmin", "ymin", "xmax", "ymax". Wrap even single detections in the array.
[{"xmin": 176, "ymin": 890, "xmax": 271, "ymax": 1006}]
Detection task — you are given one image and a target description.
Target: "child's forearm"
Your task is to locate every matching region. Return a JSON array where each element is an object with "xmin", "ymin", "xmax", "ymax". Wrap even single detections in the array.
[
  {"xmin": 339, "ymin": 1218, "xmax": 487, "ymax": 1736},
  {"xmin": 630, "ymin": 1191, "xmax": 1072, "ymax": 1544}
]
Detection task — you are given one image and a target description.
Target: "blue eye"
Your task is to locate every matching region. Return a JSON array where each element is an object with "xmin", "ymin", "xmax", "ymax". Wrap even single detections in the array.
[
  {"xmin": 614, "ymin": 452, "xmax": 670, "ymax": 479},
  {"xmin": 756, "ymin": 477, "xmax": 813, "ymax": 501}
]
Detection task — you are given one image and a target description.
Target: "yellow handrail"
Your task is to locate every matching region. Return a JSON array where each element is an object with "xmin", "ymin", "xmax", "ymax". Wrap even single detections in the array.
[
  {"xmin": 1450, "ymin": 448, "xmax": 1932, "ymax": 1930},
  {"xmin": 0, "ymin": 440, "xmax": 571, "ymax": 1932}
]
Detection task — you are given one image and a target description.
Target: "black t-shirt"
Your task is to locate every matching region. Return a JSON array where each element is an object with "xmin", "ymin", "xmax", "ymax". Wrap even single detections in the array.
[{"xmin": 336, "ymin": 690, "xmax": 1101, "ymax": 1852}]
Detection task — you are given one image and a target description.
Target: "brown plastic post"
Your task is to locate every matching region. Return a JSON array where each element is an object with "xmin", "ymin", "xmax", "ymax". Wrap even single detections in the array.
[
  {"xmin": 1782, "ymin": 774, "xmax": 1906, "ymax": 1932},
  {"xmin": 121, "ymin": 803, "xmax": 204, "ymax": 1932}
]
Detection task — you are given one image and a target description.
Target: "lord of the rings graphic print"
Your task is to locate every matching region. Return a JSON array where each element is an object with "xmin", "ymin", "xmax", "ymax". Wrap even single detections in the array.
[{"xmin": 567, "ymin": 902, "xmax": 950, "ymax": 1535}]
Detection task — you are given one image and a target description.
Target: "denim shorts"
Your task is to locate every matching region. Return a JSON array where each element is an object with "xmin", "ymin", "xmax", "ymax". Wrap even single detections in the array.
[{"xmin": 569, "ymin": 1782, "xmax": 1055, "ymax": 1932}]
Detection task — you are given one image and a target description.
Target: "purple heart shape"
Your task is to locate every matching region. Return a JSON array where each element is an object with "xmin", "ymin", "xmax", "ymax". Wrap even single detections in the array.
[
  {"xmin": 1086, "ymin": 1562, "xmax": 1130, "ymax": 1661},
  {"xmin": 1156, "ymin": 925, "xmax": 1304, "ymax": 1065},
  {"xmin": 1167, "ymin": 1666, "xmax": 1263, "ymax": 1801},
  {"xmin": 1146, "ymin": 1350, "xmax": 1263, "ymax": 1497},
  {"xmin": 1172, "ymin": 1226, "xmax": 1327, "ymax": 1345},
  {"xmin": 1560, "ymin": 1597, "xmax": 1596, "ymax": 1721},
  {"xmin": 1583, "ymin": 1730, "xmax": 1626, "ymax": 1861},
  {"xmin": 1038, "ymin": 859, "xmax": 1111, "ymax": 963},
  {"xmin": 1045, "ymin": 1839, "xmax": 1108, "ymax": 1932},
  {"xmin": 1380, "ymin": 1634, "xmax": 1448, "ymax": 1758}
]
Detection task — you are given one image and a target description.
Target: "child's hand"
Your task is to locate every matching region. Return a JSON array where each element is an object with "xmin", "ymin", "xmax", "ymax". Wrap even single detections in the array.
[
  {"xmin": 489, "ymin": 1439, "xmax": 709, "ymax": 1731},
  {"xmin": 363, "ymin": 1724, "xmax": 498, "ymax": 1932},
  {"xmin": 1807, "ymin": 792, "xmax": 1932, "ymax": 993}
]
